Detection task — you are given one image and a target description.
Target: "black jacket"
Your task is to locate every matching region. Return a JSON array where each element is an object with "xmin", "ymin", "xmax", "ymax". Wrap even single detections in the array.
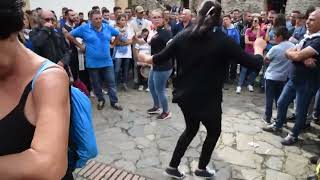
[
  {"xmin": 30, "ymin": 27, "xmax": 70, "ymax": 65},
  {"xmin": 153, "ymin": 29, "xmax": 263, "ymax": 106}
]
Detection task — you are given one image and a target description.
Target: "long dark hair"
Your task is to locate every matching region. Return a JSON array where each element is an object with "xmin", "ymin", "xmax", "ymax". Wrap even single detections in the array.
[
  {"xmin": 191, "ymin": 0, "xmax": 222, "ymax": 38},
  {"xmin": 0, "ymin": 0, "xmax": 25, "ymax": 39}
]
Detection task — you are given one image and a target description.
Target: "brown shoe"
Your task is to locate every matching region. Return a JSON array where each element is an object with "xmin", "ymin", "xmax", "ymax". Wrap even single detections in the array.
[{"xmin": 112, "ymin": 103, "xmax": 123, "ymax": 111}]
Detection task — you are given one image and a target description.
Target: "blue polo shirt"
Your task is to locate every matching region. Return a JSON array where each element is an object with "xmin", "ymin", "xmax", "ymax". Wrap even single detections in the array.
[{"xmin": 70, "ymin": 23, "xmax": 119, "ymax": 68}]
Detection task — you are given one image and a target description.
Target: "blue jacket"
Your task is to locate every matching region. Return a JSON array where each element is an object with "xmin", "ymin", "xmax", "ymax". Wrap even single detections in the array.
[{"xmin": 222, "ymin": 25, "xmax": 240, "ymax": 45}]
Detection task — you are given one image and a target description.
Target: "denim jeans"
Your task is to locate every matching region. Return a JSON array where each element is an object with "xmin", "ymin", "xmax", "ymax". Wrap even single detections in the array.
[
  {"xmin": 275, "ymin": 79, "xmax": 318, "ymax": 137},
  {"xmin": 148, "ymin": 69, "xmax": 172, "ymax": 113},
  {"xmin": 114, "ymin": 58, "xmax": 130, "ymax": 85},
  {"xmin": 238, "ymin": 66, "xmax": 257, "ymax": 86},
  {"xmin": 264, "ymin": 79, "xmax": 285, "ymax": 120},
  {"xmin": 88, "ymin": 67, "xmax": 118, "ymax": 105}
]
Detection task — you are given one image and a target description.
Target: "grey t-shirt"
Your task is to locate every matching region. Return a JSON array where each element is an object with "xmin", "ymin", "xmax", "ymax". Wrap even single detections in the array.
[{"xmin": 265, "ymin": 41, "xmax": 295, "ymax": 81}]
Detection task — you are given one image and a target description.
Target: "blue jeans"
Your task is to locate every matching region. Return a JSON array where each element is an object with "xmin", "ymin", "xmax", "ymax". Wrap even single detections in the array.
[
  {"xmin": 88, "ymin": 67, "xmax": 118, "ymax": 105},
  {"xmin": 275, "ymin": 79, "xmax": 318, "ymax": 137},
  {"xmin": 264, "ymin": 79, "xmax": 285, "ymax": 120},
  {"xmin": 148, "ymin": 69, "xmax": 172, "ymax": 113},
  {"xmin": 238, "ymin": 66, "xmax": 257, "ymax": 86},
  {"xmin": 114, "ymin": 58, "xmax": 130, "ymax": 85}
]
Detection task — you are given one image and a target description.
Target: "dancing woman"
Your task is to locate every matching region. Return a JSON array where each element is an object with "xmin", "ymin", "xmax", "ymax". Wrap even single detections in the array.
[{"xmin": 139, "ymin": 0, "xmax": 266, "ymax": 178}]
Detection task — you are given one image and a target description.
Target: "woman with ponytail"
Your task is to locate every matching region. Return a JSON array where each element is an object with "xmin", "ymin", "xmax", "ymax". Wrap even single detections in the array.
[{"xmin": 139, "ymin": 0, "xmax": 267, "ymax": 178}]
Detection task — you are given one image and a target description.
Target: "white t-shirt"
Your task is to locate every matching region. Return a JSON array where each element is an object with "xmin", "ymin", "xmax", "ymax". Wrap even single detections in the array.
[
  {"xmin": 135, "ymin": 41, "xmax": 151, "ymax": 55},
  {"xmin": 114, "ymin": 26, "xmax": 134, "ymax": 59},
  {"xmin": 129, "ymin": 18, "xmax": 152, "ymax": 36}
]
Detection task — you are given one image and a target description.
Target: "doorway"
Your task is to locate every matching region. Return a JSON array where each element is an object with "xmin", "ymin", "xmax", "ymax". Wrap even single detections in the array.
[{"xmin": 267, "ymin": 0, "xmax": 287, "ymax": 13}]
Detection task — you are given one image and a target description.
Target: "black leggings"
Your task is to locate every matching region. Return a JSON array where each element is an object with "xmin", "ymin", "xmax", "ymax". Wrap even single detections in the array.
[{"xmin": 169, "ymin": 103, "xmax": 222, "ymax": 169}]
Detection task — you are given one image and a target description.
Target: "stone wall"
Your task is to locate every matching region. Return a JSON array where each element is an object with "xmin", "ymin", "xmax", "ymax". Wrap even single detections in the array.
[
  {"xmin": 285, "ymin": 0, "xmax": 320, "ymax": 14},
  {"xmin": 221, "ymin": 0, "xmax": 265, "ymax": 13},
  {"xmin": 133, "ymin": 0, "xmax": 320, "ymax": 14}
]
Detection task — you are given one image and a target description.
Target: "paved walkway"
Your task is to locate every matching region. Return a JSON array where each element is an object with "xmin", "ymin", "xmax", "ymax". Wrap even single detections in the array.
[{"xmin": 87, "ymin": 84, "xmax": 320, "ymax": 180}]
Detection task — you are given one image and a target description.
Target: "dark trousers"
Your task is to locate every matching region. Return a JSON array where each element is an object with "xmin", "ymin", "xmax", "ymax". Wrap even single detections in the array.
[
  {"xmin": 275, "ymin": 79, "xmax": 318, "ymax": 137},
  {"xmin": 79, "ymin": 69, "xmax": 92, "ymax": 92},
  {"xmin": 137, "ymin": 65, "xmax": 148, "ymax": 87},
  {"xmin": 264, "ymin": 79, "xmax": 285, "ymax": 120},
  {"xmin": 169, "ymin": 103, "xmax": 222, "ymax": 169},
  {"xmin": 69, "ymin": 53, "xmax": 79, "ymax": 80},
  {"xmin": 224, "ymin": 62, "xmax": 237, "ymax": 82}
]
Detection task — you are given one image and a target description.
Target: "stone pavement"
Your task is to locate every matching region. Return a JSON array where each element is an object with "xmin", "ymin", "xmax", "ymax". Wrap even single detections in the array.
[{"xmin": 87, "ymin": 84, "xmax": 320, "ymax": 180}]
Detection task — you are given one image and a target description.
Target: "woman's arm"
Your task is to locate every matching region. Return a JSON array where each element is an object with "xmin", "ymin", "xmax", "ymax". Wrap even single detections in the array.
[
  {"xmin": 226, "ymin": 37, "xmax": 266, "ymax": 70},
  {"xmin": 0, "ymin": 67, "xmax": 70, "ymax": 179}
]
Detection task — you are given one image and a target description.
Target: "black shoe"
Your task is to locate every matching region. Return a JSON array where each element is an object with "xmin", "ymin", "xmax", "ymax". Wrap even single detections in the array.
[
  {"xmin": 261, "ymin": 116, "xmax": 271, "ymax": 124},
  {"xmin": 302, "ymin": 123, "xmax": 311, "ymax": 130},
  {"xmin": 281, "ymin": 134, "xmax": 298, "ymax": 146},
  {"xmin": 97, "ymin": 100, "xmax": 105, "ymax": 110},
  {"xmin": 307, "ymin": 175, "xmax": 318, "ymax": 180},
  {"xmin": 287, "ymin": 114, "xmax": 296, "ymax": 122},
  {"xmin": 147, "ymin": 107, "xmax": 161, "ymax": 114},
  {"xmin": 112, "ymin": 103, "xmax": 123, "ymax": 111},
  {"xmin": 164, "ymin": 167, "xmax": 185, "ymax": 179},
  {"xmin": 157, "ymin": 112, "xmax": 172, "ymax": 120},
  {"xmin": 310, "ymin": 156, "xmax": 320, "ymax": 164},
  {"xmin": 262, "ymin": 123, "xmax": 282, "ymax": 134},
  {"xmin": 194, "ymin": 168, "xmax": 216, "ymax": 179}
]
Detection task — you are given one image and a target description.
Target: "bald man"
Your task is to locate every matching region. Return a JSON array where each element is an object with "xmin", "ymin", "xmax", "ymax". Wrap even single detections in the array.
[
  {"xmin": 263, "ymin": 9, "xmax": 320, "ymax": 145},
  {"xmin": 30, "ymin": 10, "xmax": 70, "ymax": 67},
  {"xmin": 172, "ymin": 9, "xmax": 193, "ymax": 36}
]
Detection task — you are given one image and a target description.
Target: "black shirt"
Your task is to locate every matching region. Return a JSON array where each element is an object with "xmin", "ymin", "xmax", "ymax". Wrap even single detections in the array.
[
  {"xmin": 153, "ymin": 29, "xmax": 263, "ymax": 105},
  {"xmin": 30, "ymin": 27, "xmax": 70, "ymax": 65},
  {"xmin": 150, "ymin": 27, "xmax": 173, "ymax": 71},
  {"xmin": 291, "ymin": 36, "xmax": 320, "ymax": 82}
]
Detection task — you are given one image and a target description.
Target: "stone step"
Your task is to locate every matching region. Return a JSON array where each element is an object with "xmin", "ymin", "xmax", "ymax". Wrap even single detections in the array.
[{"xmin": 75, "ymin": 160, "xmax": 148, "ymax": 180}]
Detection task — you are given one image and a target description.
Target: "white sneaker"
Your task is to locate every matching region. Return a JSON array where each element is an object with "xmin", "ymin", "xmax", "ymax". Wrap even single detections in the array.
[
  {"xmin": 145, "ymin": 88, "xmax": 150, "ymax": 92},
  {"xmin": 236, "ymin": 86, "xmax": 241, "ymax": 94},
  {"xmin": 138, "ymin": 85, "xmax": 144, "ymax": 91},
  {"xmin": 248, "ymin": 85, "xmax": 254, "ymax": 92},
  {"xmin": 102, "ymin": 89, "xmax": 108, "ymax": 95},
  {"xmin": 90, "ymin": 91, "xmax": 95, "ymax": 97}
]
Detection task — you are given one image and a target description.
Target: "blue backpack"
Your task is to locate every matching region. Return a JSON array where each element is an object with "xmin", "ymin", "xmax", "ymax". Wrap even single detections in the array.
[{"xmin": 32, "ymin": 60, "xmax": 98, "ymax": 169}]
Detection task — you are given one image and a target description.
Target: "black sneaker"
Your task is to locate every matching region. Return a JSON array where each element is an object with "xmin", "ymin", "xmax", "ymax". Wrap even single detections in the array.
[
  {"xmin": 194, "ymin": 168, "xmax": 216, "ymax": 179},
  {"xmin": 302, "ymin": 123, "xmax": 311, "ymax": 130},
  {"xmin": 286, "ymin": 114, "xmax": 296, "ymax": 122},
  {"xmin": 307, "ymin": 175, "xmax": 318, "ymax": 180},
  {"xmin": 112, "ymin": 103, "xmax": 123, "ymax": 111},
  {"xmin": 147, "ymin": 107, "xmax": 161, "ymax": 114},
  {"xmin": 309, "ymin": 156, "xmax": 320, "ymax": 164},
  {"xmin": 97, "ymin": 100, "xmax": 105, "ymax": 110},
  {"xmin": 157, "ymin": 112, "xmax": 172, "ymax": 120},
  {"xmin": 261, "ymin": 116, "xmax": 271, "ymax": 124},
  {"xmin": 281, "ymin": 134, "xmax": 298, "ymax": 146},
  {"xmin": 262, "ymin": 123, "xmax": 282, "ymax": 134},
  {"xmin": 164, "ymin": 167, "xmax": 185, "ymax": 179}
]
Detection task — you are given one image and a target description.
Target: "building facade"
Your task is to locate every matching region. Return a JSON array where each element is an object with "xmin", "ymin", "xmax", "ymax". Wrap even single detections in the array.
[{"xmin": 134, "ymin": 0, "xmax": 320, "ymax": 15}]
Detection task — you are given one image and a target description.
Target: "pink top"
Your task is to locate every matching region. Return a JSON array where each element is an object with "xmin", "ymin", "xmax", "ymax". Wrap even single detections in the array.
[{"xmin": 245, "ymin": 28, "xmax": 266, "ymax": 54}]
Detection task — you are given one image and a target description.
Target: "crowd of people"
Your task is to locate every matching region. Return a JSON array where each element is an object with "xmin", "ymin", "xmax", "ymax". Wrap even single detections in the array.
[{"xmin": 1, "ymin": 0, "xmax": 320, "ymax": 179}]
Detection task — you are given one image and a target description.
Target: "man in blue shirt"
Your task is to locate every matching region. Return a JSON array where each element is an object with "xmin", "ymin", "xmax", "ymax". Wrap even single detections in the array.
[
  {"xmin": 65, "ymin": 9, "xmax": 123, "ymax": 110},
  {"xmin": 171, "ymin": 9, "xmax": 193, "ymax": 36},
  {"xmin": 222, "ymin": 14, "xmax": 240, "ymax": 83},
  {"xmin": 263, "ymin": 9, "xmax": 320, "ymax": 145}
]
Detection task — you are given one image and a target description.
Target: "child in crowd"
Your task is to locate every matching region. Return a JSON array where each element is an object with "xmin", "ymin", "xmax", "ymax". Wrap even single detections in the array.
[{"xmin": 262, "ymin": 26, "xmax": 295, "ymax": 124}]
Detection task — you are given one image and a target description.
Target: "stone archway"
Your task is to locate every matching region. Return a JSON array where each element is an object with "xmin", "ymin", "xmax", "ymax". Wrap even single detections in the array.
[{"xmin": 266, "ymin": 0, "xmax": 287, "ymax": 13}]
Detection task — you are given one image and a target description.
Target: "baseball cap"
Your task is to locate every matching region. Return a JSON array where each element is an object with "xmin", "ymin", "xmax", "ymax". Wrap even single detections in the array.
[{"xmin": 135, "ymin": 6, "xmax": 144, "ymax": 13}]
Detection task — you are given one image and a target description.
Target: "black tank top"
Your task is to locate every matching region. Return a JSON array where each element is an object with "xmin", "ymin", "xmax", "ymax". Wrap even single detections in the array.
[{"xmin": 0, "ymin": 81, "xmax": 35, "ymax": 156}]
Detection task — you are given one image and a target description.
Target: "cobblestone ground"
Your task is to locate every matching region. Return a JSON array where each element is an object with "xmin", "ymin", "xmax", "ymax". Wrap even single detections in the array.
[{"xmin": 87, "ymin": 84, "xmax": 320, "ymax": 180}]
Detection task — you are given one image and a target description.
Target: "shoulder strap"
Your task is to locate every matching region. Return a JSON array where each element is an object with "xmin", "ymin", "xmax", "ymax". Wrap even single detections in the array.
[{"xmin": 31, "ymin": 60, "xmax": 56, "ymax": 91}]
